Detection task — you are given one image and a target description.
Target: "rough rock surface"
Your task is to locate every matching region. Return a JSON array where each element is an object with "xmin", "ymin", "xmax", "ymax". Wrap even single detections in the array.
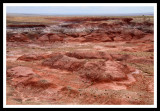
[
  {"xmin": 77, "ymin": 60, "xmax": 131, "ymax": 82},
  {"xmin": 7, "ymin": 66, "xmax": 35, "ymax": 77},
  {"xmin": 42, "ymin": 55, "xmax": 86, "ymax": 71},
  {"xmin": 7, "ymin": 66, "xmax": 57, "ymax": 91}
]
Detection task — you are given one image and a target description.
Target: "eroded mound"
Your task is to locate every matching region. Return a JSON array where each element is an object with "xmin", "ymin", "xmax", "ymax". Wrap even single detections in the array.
[
  {"xmin": 65, "ymin": 51, "xmax": 112, "ymax": 60},
  {"xmin": 41, "ymin": 52, "xmax": 133, "ymax": 83},
  {"xmin": 77, "ymin": 60, "xmax": 131, "ymax": 82},
  {"xmin": 42, "ymin": 54, "xmax": 86, "ymax": 71},
  {"xmin": 7, "ymin": 66, "xmax": 36, "ymax": 77},
  {"xmin": 38, "ymin": 34, "xmax": 63, "ymax": 42},
  {"xmin": 7, "ymin": 66, "xmax": 57, "ymax": 90}
]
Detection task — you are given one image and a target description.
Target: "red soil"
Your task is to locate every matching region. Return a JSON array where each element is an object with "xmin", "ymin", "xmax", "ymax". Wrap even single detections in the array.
[{"xmin": 6, "ymin": 16, "xmax": 154, "ymax": 105}]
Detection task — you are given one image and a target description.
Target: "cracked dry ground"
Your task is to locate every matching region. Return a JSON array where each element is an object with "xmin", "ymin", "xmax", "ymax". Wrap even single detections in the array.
[{"xmin": 6, "ymin": 40, "xmax": 154, "ymax": 105}]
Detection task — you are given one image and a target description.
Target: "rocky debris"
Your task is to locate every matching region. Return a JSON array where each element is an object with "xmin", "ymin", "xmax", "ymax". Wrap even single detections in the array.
[
  {"xmin": 65, "ymin": 51, "xmax": 112, "ymax": 60},
  {"xmin": 77, "ymin": 60, "xmax": 131, "ymax": 82},
  {"xmin": 42, "ymin": 54, "xmax": 86, "ymax": 71},
  {"xmin": 7, "ymin": 33, "xmax": 30, "ymax": 42}
]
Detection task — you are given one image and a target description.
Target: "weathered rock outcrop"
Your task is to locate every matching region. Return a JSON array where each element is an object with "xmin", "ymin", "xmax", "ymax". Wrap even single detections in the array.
[
  {"xmin": 77, "ymin": 60, "xmax": 131, "ymax": 82},
  {"xmin": 42, "ymin": 54, "xmax": 86, "ymax": 71}
]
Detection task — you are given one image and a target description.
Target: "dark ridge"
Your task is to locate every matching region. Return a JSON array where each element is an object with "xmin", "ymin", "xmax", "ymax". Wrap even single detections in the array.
[{"xmin": 7, "ymin": 24, "xmax": 47, "ymax": 28}]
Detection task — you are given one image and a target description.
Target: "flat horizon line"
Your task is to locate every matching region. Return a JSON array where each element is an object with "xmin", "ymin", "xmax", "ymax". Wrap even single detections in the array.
[{"xmin": 7, "ymin": 12, "xmax": 153, "ymax": 16}]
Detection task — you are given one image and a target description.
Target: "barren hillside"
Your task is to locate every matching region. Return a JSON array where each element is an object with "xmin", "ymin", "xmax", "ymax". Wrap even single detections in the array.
[{"xmin": 6, "ymin": 16, "xmax": 154, "ymax": 105}]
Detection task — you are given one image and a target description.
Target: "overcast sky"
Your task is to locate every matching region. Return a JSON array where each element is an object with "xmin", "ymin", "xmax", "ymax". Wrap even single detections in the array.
[{"xmin": 6, "ymin": 6, "xmax": 154, "ymax": 15}]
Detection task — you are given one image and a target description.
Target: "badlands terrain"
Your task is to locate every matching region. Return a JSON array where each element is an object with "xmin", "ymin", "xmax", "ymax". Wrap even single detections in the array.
[{"xmin": 6, "ymin": 16, "xmax": 154, "ymax": 105}]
